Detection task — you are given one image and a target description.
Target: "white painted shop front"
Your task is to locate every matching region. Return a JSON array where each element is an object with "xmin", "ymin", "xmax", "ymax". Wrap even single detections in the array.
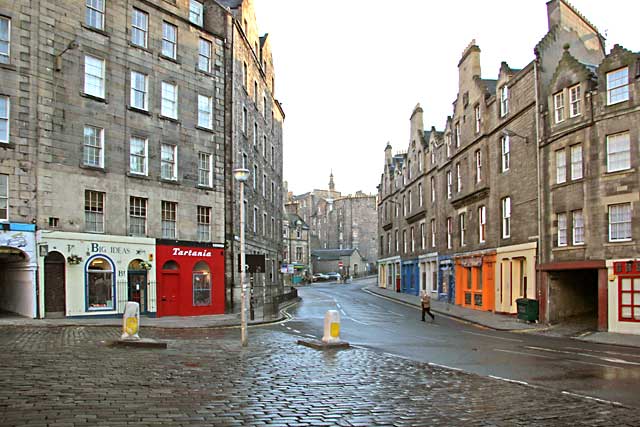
[{"xmin": 37, "ymin": 231, "xmax": 156, "ymax": 317}]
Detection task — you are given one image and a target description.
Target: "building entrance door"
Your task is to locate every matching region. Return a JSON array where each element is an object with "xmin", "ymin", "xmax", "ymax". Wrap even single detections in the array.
[
  {"xmin": 127, "ymin": 270, "xmax": 147, "ymax": 313},
  {"xmin": 44, "ymin": 251, "xmax": 66, "ymax": 316}
]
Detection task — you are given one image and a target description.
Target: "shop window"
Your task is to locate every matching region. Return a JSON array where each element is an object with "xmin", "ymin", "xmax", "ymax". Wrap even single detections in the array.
[
  {"xmin": 619, "ymin": 277, "xmax": 640, "ymax": 322},
  {"xmin": 193, "ymin": 261, "xmax": 211, "ymax": 306},
  {"xmin": 162, "ymin": 260, "xmax": 179, "ymax": 270},
  {"xmin": 86, "ymin": 256, "xmax": 114, "ymax": 310}
]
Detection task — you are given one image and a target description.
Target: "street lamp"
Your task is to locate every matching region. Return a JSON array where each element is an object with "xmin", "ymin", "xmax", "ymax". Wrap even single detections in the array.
[
  {"xmin": 502, "ymin": 129, "xmax": 529, "ymax": 143},
  {"xmin": 233, "ymin": 167, "xmax": 250, "ymax": 347}
]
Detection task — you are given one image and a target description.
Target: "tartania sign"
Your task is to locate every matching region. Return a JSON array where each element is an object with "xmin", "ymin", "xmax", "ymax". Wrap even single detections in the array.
[{"xmin": 172, "ymin": 247, "xmax": 212, "ymax": 257}]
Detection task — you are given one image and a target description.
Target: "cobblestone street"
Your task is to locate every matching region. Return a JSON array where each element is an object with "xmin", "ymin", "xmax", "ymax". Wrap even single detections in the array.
[{"xmin": 0, "ymin": 326, "xmax": 638, "ymax": 426}]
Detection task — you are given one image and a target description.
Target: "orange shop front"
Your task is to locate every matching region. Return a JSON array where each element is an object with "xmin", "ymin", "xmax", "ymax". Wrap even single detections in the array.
[
  {"xmin": 156, "ymin": 241, "xmax": 225, "ymax": 317},
  {"xmin": 455, "ymin": 253, "xmax": 495, "ymax": 312}
]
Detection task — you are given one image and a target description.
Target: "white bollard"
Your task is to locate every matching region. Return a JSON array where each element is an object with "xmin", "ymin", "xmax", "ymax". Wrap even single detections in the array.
[
  {"xmin": 322, "ymin": 310, "xmax": 341, "ymax": 343},
  {"xmin": 121, "ymin": 301, "xmax": 140, "ymax": 340}
]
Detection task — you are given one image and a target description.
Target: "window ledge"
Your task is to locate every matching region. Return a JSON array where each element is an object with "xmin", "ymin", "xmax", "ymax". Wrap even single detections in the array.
[
  {"xmin": 605, "ymin": 240, "xmax": 633, "ymax": 246},
  {"xmin": 80, "ymin": 92, "xmax": 107, "ymax": 103},
  {"xmin": 0, "ymin": 62, "xmax": 17, "ymax": 71},
  {"xmin": 196, "ymin": 184, "xmax": 214, "ymax": 191},
  {"xmin": 159, "ymin": 53, "xmax": 180, "ymax": 65},
  {"xmin": 127, "ymin": 105, "xmax": 151, "ymax": 116},
  {"xmin": 159, "ymin": 115, "xmax": 180, "ymax": 124},
  {"xmin": 126, "ymin": 172, "xmax": 151, "ymax": 180},
  {"xmin": 195, "ymin": 125, "xmax": 214, "ymax": 134},
  {"xmin": 197, "ymin": 68, "xmax": 214, "ymax": 78},
  {"xmin": 80, "ymin": 164, "xmax": 106, "ymax": 172},
  {"xmin": 159, "ymin": 178, "xmax": 180, "ymax": 185},
  {"xmin": 128, "ymin": 42, "xmax": 152, "ymax": 54},
  {"xmin": 0, "ymin": 142, "xmax": 16, "ymax": 150},
  {"xmin": 81, "ymin": 23, "xmax": 110, "ymax": 38},
  {"xmin": 604, "ymin": 168, "xmax": 634, "ymax": 177}
]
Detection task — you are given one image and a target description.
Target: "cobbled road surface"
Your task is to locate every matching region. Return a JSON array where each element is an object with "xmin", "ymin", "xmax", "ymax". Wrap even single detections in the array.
[{"xmin": 0, "ymin": 326, "xmax": 638, "ymax": 426}]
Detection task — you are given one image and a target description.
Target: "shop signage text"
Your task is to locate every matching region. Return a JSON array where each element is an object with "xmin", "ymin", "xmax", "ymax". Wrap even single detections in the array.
[
  {"xmin": 172, "ymin": 247, "xmax": 212, "ymax": 257},
  {"xmin": 91, "ymin": 243, "xmax": 131, "ymax": 255}
]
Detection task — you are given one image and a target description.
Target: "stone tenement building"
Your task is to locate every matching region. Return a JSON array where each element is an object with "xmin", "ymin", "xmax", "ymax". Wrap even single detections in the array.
[
  {"xmin": 0, "ymin": 0, "xmax": 284, "ymax": 319},
  {"xmin": 377, "ymin": 0, "xmax": 640, "ymax": 336},
  {"xmin": 291, "ymin": 174, "xmax": 378, "ymax": 275},
  {"xmin": 219, "ymin": 0, "xmax": 285, "ymax": 315},
  {"xmin": 282, "ymin": 202, "xmax": 311, "ymax": 284}
]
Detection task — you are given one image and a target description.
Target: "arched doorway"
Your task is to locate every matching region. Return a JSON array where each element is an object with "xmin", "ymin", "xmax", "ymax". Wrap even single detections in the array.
[
  {"xmin": 127, "ymin": 259, "xmax": 148, "ymax": 313},
  {"xmin": 44, "ymin": 251, "xmax": 66, "ymax": 317}
]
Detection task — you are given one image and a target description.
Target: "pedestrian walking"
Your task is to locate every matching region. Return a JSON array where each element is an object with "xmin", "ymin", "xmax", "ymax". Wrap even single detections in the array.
[{"xmin": 421, "ymin": 291, "xmax": 435, "ymax": 322}]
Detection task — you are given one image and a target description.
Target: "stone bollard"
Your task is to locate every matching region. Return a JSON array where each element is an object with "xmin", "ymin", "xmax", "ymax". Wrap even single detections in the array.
[
  {"xmin": 121, "ymin": 301, "xmax": 140, "ymax": 340},
  {"xmin": 322, "ymin": 310, "xmax": 341, "ymax": 344}
]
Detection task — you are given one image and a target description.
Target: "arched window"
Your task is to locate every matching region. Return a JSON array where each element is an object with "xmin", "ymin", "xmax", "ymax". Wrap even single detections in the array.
[
  {"xmin": 86, "ymin": 256, "xmax": 114, "ymax": 310},
  {"xmin": 193, "ymin": 261, "xmax": 211, "ymax": 306},
  {"xmin": 162, "ymin": 260, "xmax": 179, "ymax": 270}
]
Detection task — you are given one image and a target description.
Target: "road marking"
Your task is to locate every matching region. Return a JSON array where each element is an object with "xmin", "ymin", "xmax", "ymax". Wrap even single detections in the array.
[
  {"xmin": 292, "ymin": 329, "xmax": 301, "ymax": 334},
  {"xmin": 561, "ymin": 391, "xmax": 624, "ymax": 407},
  {"xmin": 340, "ymin": 309, "xmax": 347, "ymax": 316},
  {"xmin": 562, "ymin": 346, "xmax": 640, "ymax": 359},
  {"xmin": 345, "ymin": 317, "xmax": 371, "ymax": 326},
  {"xmin": 462, "ymin": 330, "xmax": 523, "ymax": 342},
  {"xmin": 497, "ymin": 347, "xmax": 625, "ymax": 369},
  {"xmin": 489, "ymin": 375, "xmax": 529, "ymax": 386},
  {"xmin": 525, "ymin": 346, "xmax": 640, "ymax": 366},
  {"xmin": 494, "ymin": 348, "xmax": 556, "ymax": 359},
  {"xmin": 428, "ymin": 362, "xmax": 463, "ymax": 372}
]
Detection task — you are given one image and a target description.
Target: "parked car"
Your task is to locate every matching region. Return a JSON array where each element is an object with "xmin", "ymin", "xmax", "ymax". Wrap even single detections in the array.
[
  {"xmin": 312, "ymin": 273, "xmax": 329, "ymax": 282},
  {"xmin": 325, "ymin": 272, "xmax": 341, "ymax": 282}
]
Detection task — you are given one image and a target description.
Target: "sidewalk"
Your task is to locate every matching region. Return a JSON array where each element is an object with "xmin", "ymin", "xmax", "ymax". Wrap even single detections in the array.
[
  {"xmin": 365, "ymin": 284, "xmax": 640, "ymax": 349},
  {"xmin": 0, "ymin": 300, "xmax": 296, "ymax": 329}
]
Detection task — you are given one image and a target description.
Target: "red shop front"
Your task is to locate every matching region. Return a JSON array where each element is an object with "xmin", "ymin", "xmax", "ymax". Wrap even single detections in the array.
[{"xmin": 156, "ymin": 241, "xmax": 225, "ymax": 317}]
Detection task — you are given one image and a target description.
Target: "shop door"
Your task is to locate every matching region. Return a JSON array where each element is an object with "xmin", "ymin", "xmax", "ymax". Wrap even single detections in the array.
[
  {"xmin": 44, "ymin": 252, "xmax": 66, "ymax": 316},
  {"xmin": 160, "ymin": 272, "xmax": 180, "ymax": 316},
  {"xmin": 128, "ymin": 271, "xmax": 147, "ymax": 313}
]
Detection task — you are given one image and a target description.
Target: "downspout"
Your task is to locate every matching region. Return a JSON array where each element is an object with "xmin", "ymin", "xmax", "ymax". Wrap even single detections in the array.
[
  {"xmin": 226, "ymin": 11, "xmax": 236, "ymax": 311},
  {"xmin": 533, "ymin": 52, "xmax": 544, "ymax": 323}
]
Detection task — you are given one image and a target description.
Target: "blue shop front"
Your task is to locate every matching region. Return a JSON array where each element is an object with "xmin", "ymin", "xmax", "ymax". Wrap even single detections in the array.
[
  {"xmin": 401, "ymin": 259, "xmax": 420, "ymax": 296},
  {"xmin": 438, "ymin": 255, "xmax": 455, "ymax": 303}
]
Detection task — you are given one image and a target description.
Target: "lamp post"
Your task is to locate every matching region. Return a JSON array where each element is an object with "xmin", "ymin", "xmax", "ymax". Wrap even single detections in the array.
[{"xmin": 233, "ymin": 167, "xmax": 250, "ymax": 347}]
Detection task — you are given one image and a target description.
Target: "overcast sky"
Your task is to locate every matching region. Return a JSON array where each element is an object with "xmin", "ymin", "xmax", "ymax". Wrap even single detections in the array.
[{"xmin": 253, "ymin": 0, "xmax": 639, "ymax": 196}]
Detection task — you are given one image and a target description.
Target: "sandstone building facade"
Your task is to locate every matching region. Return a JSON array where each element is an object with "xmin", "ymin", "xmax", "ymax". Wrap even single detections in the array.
[
  {"xmin": 377, "ymin": 0, "xmax": 640, "ymax": 335},
  {"xmin": 0, "ymin": 0, "xmax": 284, "ymax": 318}
]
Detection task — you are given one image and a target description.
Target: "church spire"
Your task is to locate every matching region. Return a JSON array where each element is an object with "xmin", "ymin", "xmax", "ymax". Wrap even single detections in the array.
[{"xmin": 329, "ymin": 170, "xmax": 335, "ymax": 191}]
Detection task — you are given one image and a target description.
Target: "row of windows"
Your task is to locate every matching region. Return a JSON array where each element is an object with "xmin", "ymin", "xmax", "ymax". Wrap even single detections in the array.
[
  {"xmin": 382, "ymin": 65, "xmax": 634, "ymax": 197},
  {"xmin": 380, "ymin": 200, "xmax": 635, "ymax": 256},
  {"xmin": 81, "ymin": 125, "xmax": 216, "ymax": 187},
  {"xmin": 385, "ymin": 127, "xmax": 634, "ymax": 214},
  {"xmin": 242, "ymin": 200, "xmax": 279, "ymax": 238},
  {"xmin": 84, "ymin": 191, "xmax": 212, "ymax": 241},
  {"xmin": 553, "ymin": 67, "xmax": 631, "ymax": 125},
  {"xmin": 88, "ymin": 0, "xmax": 205, "ymax": 41},
  {"xmin": 83, "ymin": 55, "xmax": 216, "ymax": 124}
]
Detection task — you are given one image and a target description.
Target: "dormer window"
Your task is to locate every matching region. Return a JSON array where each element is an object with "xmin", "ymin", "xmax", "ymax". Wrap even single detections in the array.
[
  {"xmin": 569, "ymin": 85, "xmax": 581, "ymax": 117},
  {"xmin": 606, "ymin": 67, "xmax": 629, "ymax": 105},
  {"xmin": 189, "ymin": 0, "xmax": 204, "ymax": 26},
  {"xmin": 500, "ymin": 85, "xmax": 509, "ymax": 117},
  {"xmin": 553, "ymin": 92, "xmax": 565, "ymax": 123}
]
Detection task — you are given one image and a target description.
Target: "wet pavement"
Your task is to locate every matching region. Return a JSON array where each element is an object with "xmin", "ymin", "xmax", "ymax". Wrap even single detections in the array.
[{"xmin": 1, "ymin": 325, "xmax": 640, "ymax": 426}]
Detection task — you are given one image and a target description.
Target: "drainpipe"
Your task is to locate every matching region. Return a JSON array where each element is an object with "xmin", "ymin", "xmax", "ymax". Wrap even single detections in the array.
[{"xmin": 533, "ymin": 52, "xmax": 544, "ymax": 323}]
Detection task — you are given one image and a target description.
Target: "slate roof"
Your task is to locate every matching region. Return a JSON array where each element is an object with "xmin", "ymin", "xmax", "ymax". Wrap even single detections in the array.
[
  {"xmin": 481, "ymin": 79, "xmax": 498, "ymax": 95},
  {"xmin": 311, "ymin": 248, "xmax": 360, "ymax": 260},
  {"xmin": 286, "ymin": 213, "xmax": 309, "ymax": 229}
]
